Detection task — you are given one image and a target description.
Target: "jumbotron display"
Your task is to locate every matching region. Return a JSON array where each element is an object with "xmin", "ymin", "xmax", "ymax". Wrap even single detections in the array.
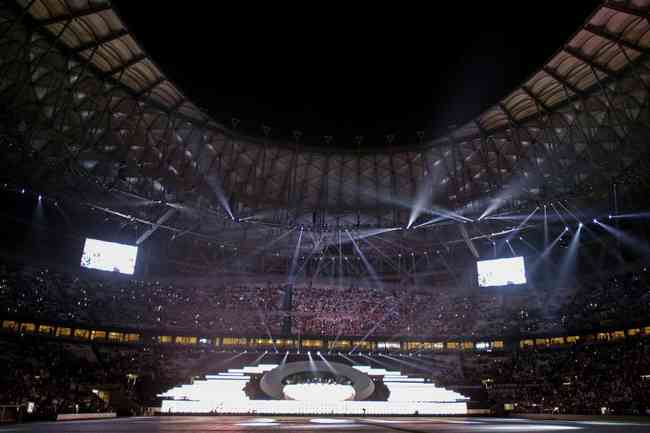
[
  {"xmin": 477, "ymin": 256, "xmax": 526, "ymax": 287},
  {"xmin": 80, "ymin": 238, "xmax": 138, "ymax": 275}
]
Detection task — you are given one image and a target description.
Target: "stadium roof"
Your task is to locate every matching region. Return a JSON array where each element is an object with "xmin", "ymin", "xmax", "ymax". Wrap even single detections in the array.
[{"xmin": 1, "ymin": 0, "xmax": 650, "ymax": 276}]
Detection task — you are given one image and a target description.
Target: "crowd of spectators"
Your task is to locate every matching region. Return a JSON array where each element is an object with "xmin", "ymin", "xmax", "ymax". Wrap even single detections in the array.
[
  {"xmin": 2, "ymin": 332, "xmax": 650, "ymax": 418},
  {"xmin": 0, "ymin": 336, "xmax": 111, "ymax": 420},
  {"xmin": 0, "ymin": 334, "xmax": 216, "ymax": 420},
  {"xmin": 290, "ymin": 284, "xmax": 577, "ymax": 338},
  {"xmin": 0, "ymin": 262, "xmax": 285, "ymax": 335},
  {"xmin": 475, "ymin": 338, "xmax": 650, "ymax": 415},
  {"xmin": 1, "ymin": 259, "xmax": 649, "ymax": 340}
]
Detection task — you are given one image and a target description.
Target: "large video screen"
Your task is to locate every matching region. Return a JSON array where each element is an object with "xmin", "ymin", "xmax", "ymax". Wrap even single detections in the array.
[
  {"xmin": 477, "ymin": 256, "xmax": 526, "ymax": 287},
  {"xmin": 80, "ymin": 238, "xmax": 138, "ymax": 275}
]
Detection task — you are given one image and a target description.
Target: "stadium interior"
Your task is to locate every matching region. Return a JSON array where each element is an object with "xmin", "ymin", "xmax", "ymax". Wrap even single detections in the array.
[{"xmin": 1, "ymin": 0, "xmax": 650, "ymax": 431}]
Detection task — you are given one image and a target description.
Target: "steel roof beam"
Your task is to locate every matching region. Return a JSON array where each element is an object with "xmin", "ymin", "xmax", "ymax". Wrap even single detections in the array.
[
  {"xmin": 36, "ymin": 4, "xmax": 112, "ymax": 27},
  {"xmin": 603, "ymin": 1, "xmax": 650, "ymax": 21},
  {"xmin": 71, "ymin": 29, "xmax": 129, "ymax": 54},
  {"xmin": 136, "ymin": 77, "xmax": 166, "ymax": 98},
  {"xmin": 563, "ymin": 45, "xmax": 619, "ymax": 78},
  {"xmin": 584, "ymin": 23, "xmax": 650, "ymax": 56},
  {"xmin": 542, "ymin": 66, "xmax": 586, "ymax": 98},
  {"xmin": 102, "ymin": 54, "xmax": 146, "ymax": 79},
  {"xmin": 521, "ymin": 85, "xmax": 551, "ymax": 113}
]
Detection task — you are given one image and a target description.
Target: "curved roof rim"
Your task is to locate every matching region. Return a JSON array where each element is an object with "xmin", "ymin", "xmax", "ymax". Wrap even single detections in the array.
[{"xmin": 21, "ymin": 0, "xmax": 646, "ymax": 153}]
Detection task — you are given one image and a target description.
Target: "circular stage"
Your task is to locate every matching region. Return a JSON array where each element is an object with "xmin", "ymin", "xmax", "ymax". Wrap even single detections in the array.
[{"xmin": 260, "ymin": 361, "xmax": 375, "ymax": 401}]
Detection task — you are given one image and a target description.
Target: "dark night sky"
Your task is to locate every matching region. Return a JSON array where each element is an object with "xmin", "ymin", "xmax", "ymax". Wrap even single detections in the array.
[{"xmin": 112, "ymin": 2, "xmax": 600, "ymax": 147}]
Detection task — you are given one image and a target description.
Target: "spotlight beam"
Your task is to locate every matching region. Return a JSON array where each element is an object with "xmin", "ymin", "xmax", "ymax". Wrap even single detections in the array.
[
  {"xmin": 594, "ymin": 220, "xmax": 650, "ymax": 256},
  {"xmin": 359, "ymin": 353, "xmax": 394, "ymax": 369},
  {"xmin": 610, "ymin": 211, "xmax": 650, "ymax": 219},
  {"xmin": 550, "ymin": 203, "xmax": 569, "ymax": 228},
  {"xmin": 287, "ymin": 227, "xmax": 304, "ymax": 284},
  {"xmin": 339, "ymin": 353, "xmax": 359, "ymax": 365},
  {"xmin": 346, "ymin": 230, "xmax": 383, "ymax": 287},
  {"xmin": 254, "ymin": 304, "xmax": 278, "ymax": 354},
  {"xmin": 205, "ymin": 175, "xmax": 234, "ymax": 220},
  {"xmin": 359, "ymin": 237, "xmax": 400, "ymax": 273},
  {"xmin": 317, "ymin": 352, "xmax": 339, "ymax": 374},
  {"xmin": 518, "ymin": 236, "xmax": 539, "ymax": 253},
  {"xmin": 556, "ymin": 224, "xmax": 582, "ymax": 287},
  {"xmin": 380, "ymin": 353, "xmax": 433, "ymax": 374},
  {"xmin": 556, "ymin": 201, "xmax": 582, "ymax": 224},
  {"xmin": 544, "ymin": 205, "xmax": 548, "ymax": 248},
  {"xmin": 528, "ymin": 229, "xmax": 566, "ymax": 274}
]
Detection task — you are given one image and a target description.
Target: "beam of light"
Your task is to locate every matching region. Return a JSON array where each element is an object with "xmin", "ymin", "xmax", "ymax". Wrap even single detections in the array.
[
  {"xmin": 380, "ymin": 353, "xmax": 432, "ymax": 374},
  {"xmin": 292, "ymin": 232, "xmax": 329, "ymax": 277},
  {"xmin": 252, "ymin": 351, "xmax": 268, "ymax": 365},
  {"xmin": 205, "ymin": 175, "xmax": 234, "ymax": 220},
  {"xmin": 337, "ymin": 229, "xmax": 343, "ymax": 289},
  {"xmin": 550, "ymin": 202, "xmax": 570, "ymax": 228},
  {"xmin": 213, "ymin": 350, "xmax": 247, "ymax": 366},
  {"xmin": 426, "ymin": 205, "xmax": 474, "ymax": 223},
  {"xmin": 582, "ymin": 222, "xmax": 625, "ymax": 265},
  {"xmin": 253, "ymin": 304, "xmax": 279, "ymax": 354},
  {"xmin": 339, "ymin": 353, "xmax": 359, "ymax": 365},
  {"xmin": 359, "ymin": 353, "xmax": 394, "ymax": 369},
  {"xmin": 544, "ymin": 205, "xmax": 548, "ymax": 248},
  {"xmin": 52, "ymin": 199, "xmax": 73, "ymax": 228},
  {"xmin": 436, "ymin": 250, "xmax": 461, "ymax": 290},
  {"xmin": 556, "ymin": 224, "xmax": 582, "ymax": 287},
  {"xmin": 238, "ymin": 209, "xmax": 278, "ymax": 221},
  {"xmin": 345, "ymin": 229, "xmax": 382, "ymax": 288},
  {"xmin": 110, "ymin": 189, "xmax": 164, "ymax": 208},
  {"xmin": 506, "ymin": 239, "xmax": 517, "ymax": 256},
  {"xmin": 478, "ymin": 197, "xmax": 507, "ymax": 221},
  {"xmin": 556, "ymin": 201, "xmax": 583, "ymax": 225},
  {"xmin": 411, "ymin": 206, "xmax": 474, "ymax": 230},
  {"xmin": 328, "ymin": 321, "xmax": 346, "ymax": 355},
  {"xmin": 349, "ymin": 304, "xmax": 399, "ymax": 355},
  {"xmin": 527, "ymin": 229, "xmax": 567, "ymax": 274},
  {"xmin": 316, "ymin": 227, "xmax": 401, "ymax": 250},
  {"xmin": 352, "ymin": 179, "xmax": 472, "ymax": 224},
  {"xmin": 408, "ymin": 172, "xmax": 434, "ymax": 229},
  {"xmin": 540, "ymin": 229, "xmax": 567, "ymax": 260},
  {"xmin": 503, "ymin": 207, "xmax": 539, "ymax": 243},
  {"xmin": 478, "ymin": 175, "xmax": 534, "ymax": 220},
  {"xmin": 485, "ymin": 213, "xmax": 556, "ymax": 222},
  {"xmin": 412, "ymin": 216, "xmax": 454, "ymax": 230},
  {"xmin": 609, "ymin": 211, "xmax": 650, "ymax": 220},
  {"xmin": 359, "ymin": 237, "xmax": 400, "ymax": 274},
  {"xmin": 317, "ymin": 352, "xmax": 339, "ymax": 374},
  {"xmin": 281, "ymin": 351, "xmax": 289, "ymax": 365},
  {"xmin": 594, "ymin": 220, "xmax": 650, "ymax": 256},
  {"xmin": 368, "ymin": 231, "xmax": 415, "ymax": 255},
  {"xmin": 228, "ymin": 227, "xmax": 297, "ymax": 266},
  {"xmin": 287, "ymin": 227, "xmax": 304, "ymax": 284},
  {"xmin": 307, "ymin": 351, "xmax": 316, "ymax": 371},
  {"xmin": 518, "ymin": 236, "xmax": 539, "ymax": 253},
  {"xmin": 33, "ymin": 191, "xmax": 45, "ymax": 223}
]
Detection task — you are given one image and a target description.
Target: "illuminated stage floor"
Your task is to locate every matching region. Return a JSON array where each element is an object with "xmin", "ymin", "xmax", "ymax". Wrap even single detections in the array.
[{"xmin": 2, "ymin": 416, "xmax": 650, "ymax": 433}]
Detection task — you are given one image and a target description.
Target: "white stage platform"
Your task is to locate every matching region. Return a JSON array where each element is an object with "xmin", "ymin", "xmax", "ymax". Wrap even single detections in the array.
[{"xmin": 159, "ymin": 364, "xmax": 468, "ymax": 415}]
